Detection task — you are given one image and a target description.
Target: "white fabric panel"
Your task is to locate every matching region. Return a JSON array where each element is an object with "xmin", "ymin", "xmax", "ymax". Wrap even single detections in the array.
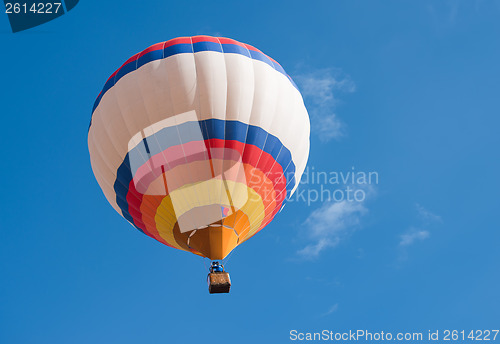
[
  {"xmin": 222, "ymin": 54, "xmax": 255, "ymax": 123},
  {"xmin": 248, "ymin": 59, "xmax": 279, "ymax": 131},
  {"xmin": 162, "ymin": 54, "xmax": 198, "ymax": 119},
  {"xmin": 192, "ymin": 51, "xmax": 228, "ymax": 121},
  {"xmin": 88, "ymin": 139, "xmax": 122, "ymax": 213},
  {"xmin": 135, "ymin": 58, "xmax": 176, "ymax": 126}
]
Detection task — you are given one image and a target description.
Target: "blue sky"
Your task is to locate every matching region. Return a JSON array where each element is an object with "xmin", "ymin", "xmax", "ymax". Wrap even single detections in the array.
[{"xmin": 1, "ymin": 1, "xmax": 499, "ymax": 343}]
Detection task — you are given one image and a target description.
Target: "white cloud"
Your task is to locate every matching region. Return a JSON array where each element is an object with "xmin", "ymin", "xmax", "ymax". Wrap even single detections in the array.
[
  {"xmin": 399, "ymin": 228, "xmax": 430, "ymax": 247},
  {"xmin": 298, "ymin": 70, "xmax": 355, "ymax": 101},
  {"xmin": 298, "ymin": 199, "xmax": 367, "ymax": 259},
  {"xmin": 397, "ymin": 204, "xmax": 441, "ymax": 261},
  {"xmin": 315, "ymin": 114, "xmax": 344, "ymax": 143},
  {"xmin": 294, "ymin": 69, "xmax": 355, "ymax": 143},
  {"xmin": 416, "ymin": 203, "xmax": 442, "ymax": 225},
  {"xmin": 321, "ymin": 303, "xmax": 339, "ymax": 317}
]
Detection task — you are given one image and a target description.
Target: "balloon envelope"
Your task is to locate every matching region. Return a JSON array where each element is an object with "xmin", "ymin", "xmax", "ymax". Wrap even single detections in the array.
[{"xmin": 88, "ymin": 36, "xmax": 310, "ymax": 260}]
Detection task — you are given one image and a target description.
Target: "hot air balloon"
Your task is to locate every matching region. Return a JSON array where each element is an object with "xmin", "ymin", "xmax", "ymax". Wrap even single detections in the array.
[{"xmin": 88, "ymin": 36, "xmax": 310, "ymax": 293}]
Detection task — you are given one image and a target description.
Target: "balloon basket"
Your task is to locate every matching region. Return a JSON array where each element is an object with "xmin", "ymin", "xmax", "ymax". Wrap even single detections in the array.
[{"xmin": 207, "ymin": 272, "xmax": 231, "ymax": 294}]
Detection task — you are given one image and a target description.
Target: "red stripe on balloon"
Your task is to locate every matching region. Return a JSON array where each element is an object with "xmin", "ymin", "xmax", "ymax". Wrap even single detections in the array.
[
  {"xmin": 126, "ymin": 179, "xmax": 176, "ymax": 248},
  {"xmin": 125, "ymin": 139, "xmax": 289, "ymax": 240}
]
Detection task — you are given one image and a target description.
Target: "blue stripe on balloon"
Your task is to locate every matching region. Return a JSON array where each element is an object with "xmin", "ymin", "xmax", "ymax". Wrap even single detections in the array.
[
  {"xmin": 221, "ymin": 43, "xmax": 250, "ymax": 57},
  {"xmin": 248, "ymin": 49, "xmax": 273, "ymax": 67},
  {"xmin": 114, "ymin": 119, "xmax": 296, "ymax": 231},
  {"xmin": 164, "ymin": 43, "xmax": 193, "ymax": 57},
  {"xmin": 224, "ymin": 120, "xmax": 247, "ymax": 142},
  {"xmin": 101, "ymin": 78, "xmax": 115, "ymax": 99},
  {"xmin": 193, "ymin": 41, "xmax": 223, "ymax": 53},
  {"xmin": 204, "ymin": 119, "xmax": 226, "ymax": 142},
  {"xmin": 122, "ymin": 119, "xmax": 296, "ymax": 185},
  {"xmin": 138, "ymin": 49, "xmax": 164, "ymax": 69},
  {"xmin": 263, "ymin": 134, "xmax": 283, "ymax": 163},
  {"xmin": 115, "ymin": 59, "xmax": 138, "ymax": 84},
  {"xmin": 114, "ymin": 155, "xmax": 145, "ymax": 234},
  {"xmin": 245, "ymin": 126, "xmax": 268, "ymax": 150}
]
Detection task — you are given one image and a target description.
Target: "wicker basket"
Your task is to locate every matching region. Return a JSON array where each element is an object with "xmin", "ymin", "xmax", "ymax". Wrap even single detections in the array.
[{"xmin": 207, "ymin": 272, "xmax": 231, "ymax": 294}]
